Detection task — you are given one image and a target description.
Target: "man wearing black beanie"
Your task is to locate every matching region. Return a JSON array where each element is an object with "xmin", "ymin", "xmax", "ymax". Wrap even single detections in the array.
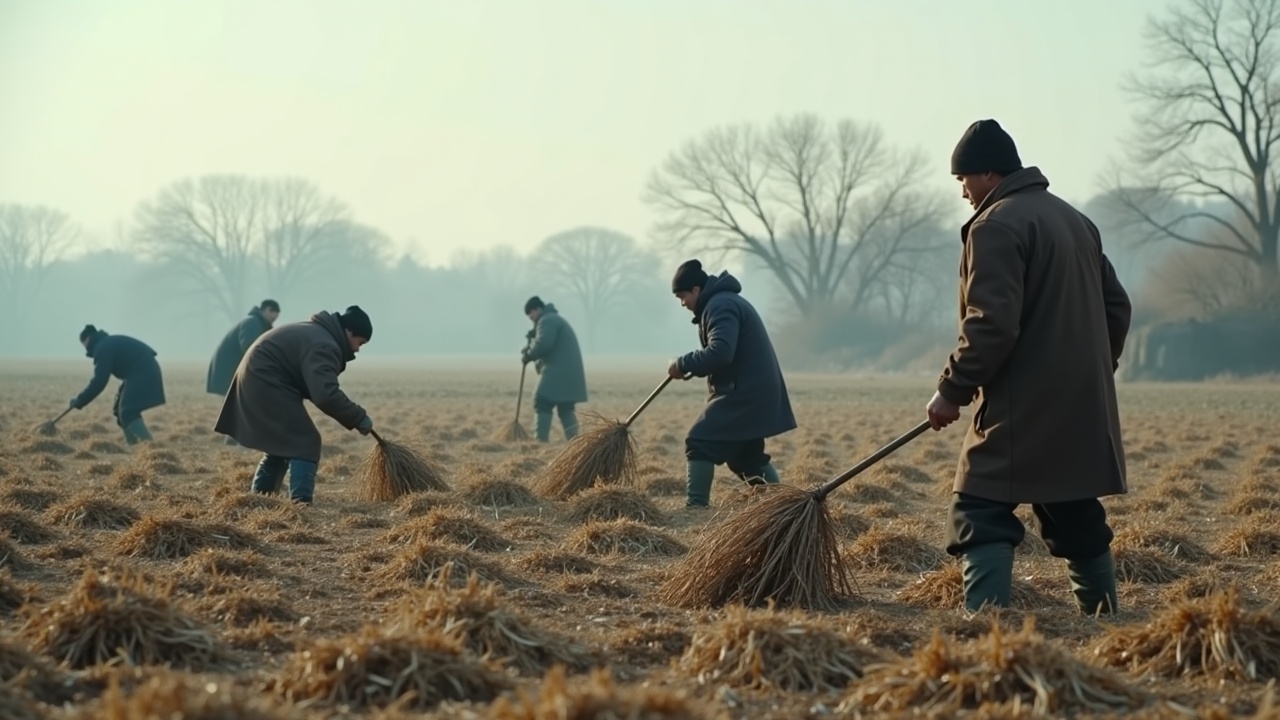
[
  {"xmin": 668, "ymin": 259, "xmax": 796, "ymax": 508},
  {"xmin": 215, "ymin": 305, "xmax": 374, "ymax": 505},
  {"xmin": 70, "ymin": 325, "xmax": 166, "ymax": 444},
  {"xmin": 927, "ymin": 119, "xmax": 1133, "ymax": 616}
]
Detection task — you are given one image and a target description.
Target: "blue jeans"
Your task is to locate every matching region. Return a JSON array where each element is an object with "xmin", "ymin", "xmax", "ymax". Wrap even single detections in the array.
[{"xmin": 251, "ymin": 455, "xmax": 318, "ymax": 504}]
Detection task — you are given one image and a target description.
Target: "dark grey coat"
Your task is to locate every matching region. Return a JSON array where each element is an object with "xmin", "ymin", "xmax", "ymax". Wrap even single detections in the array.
[
  {"xmin": 72, "ymin": 331, "xmax": 166, "ymax": 418},
  {"xmin": 214, "ymin": 311, "xmax": 368, "ymax": 463},
  {"xmin": 523, "ymin": 304, "xmax": 588, "ymax": 404},
  {"xmin": 207, "ymin": 307, "xmax": 273, "ymax": 395},
  {"xmin": 676, "ymin": 272, "xmax": 797, "ymax": 442}
]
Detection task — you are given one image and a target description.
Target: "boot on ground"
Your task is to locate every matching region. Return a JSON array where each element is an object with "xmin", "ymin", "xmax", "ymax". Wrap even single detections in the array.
[
  {"xmin": 685, "ymin": 460, "xmax": 715, "ymax": 508},
  {"xmin": 961, "ymin": 542, "xmax": 1015, "ymax": 612},
  {"xmin": 1067, "ymin": 549, "xmax": 1119, "ymax": 616}
]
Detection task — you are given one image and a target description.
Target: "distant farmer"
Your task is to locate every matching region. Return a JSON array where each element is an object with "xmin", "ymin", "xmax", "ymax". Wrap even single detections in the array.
[
  {"xmin": 207, "ymin": 299, "xmax": 280, "ymax": 445},
  {"xmin": 215, "ymin": 306, "xmax": 374, "ymax": 505},
  {"xmin": 71, "ymin": 325, "xmax": 166, "ymax": 445},
  {"xmin": 668, "ymin": 260, "xmax": 796, "ymax": 508},
  {"xmin": 521, "ymin": 296, "xmax": 588, "ymax": 443},
  {"xmin": 926, "ymin": 119, "xmax": 1132, "ymax": 615}
]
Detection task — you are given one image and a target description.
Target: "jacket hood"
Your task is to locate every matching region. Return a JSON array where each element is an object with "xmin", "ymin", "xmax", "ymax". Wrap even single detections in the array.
[
  {"xmin": 961, "ymin": 166, "xmax": 1050, "ymax": 240},
  {"xmin": 84, "ymin": 330, "xmax": 108, "ymax": 358},
  {"xmin": 692, "ymin": 271, "xmax": 743, "ymax": 321},
  {"xmin": 311, "ymin": 311, "xmax": 356, "ymax": 363},
  {"xmin": 542, "ymin": 303, "xmax": 559, "ymax": 315}
]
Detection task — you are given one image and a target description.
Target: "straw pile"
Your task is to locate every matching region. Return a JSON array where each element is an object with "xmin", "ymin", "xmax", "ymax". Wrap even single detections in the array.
[
  {"xmin": 356, "ymin": 436, "xmax": 450, "ymax": 501},
  {"xmin": 73, "ymin": 669, "xmax": 299, "ymax": 720},
  {"xmin": 532, "ymin": 415, "xmax": 637, "ymax": 499},
  {"xmin": 488, "ymin": 665, "xmax": 718, "ymax": 720}
]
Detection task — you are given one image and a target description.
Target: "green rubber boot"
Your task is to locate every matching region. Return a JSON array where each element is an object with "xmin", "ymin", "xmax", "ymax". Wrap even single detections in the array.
[
  {"xmin": 1067, "ymin": 550, "xmax": 1119, "ymax": 616},
  {"xmin": 961, "ymin": 542, "xmax": 1015, "ymax": 612},
  {"xmin": 124, "ymin": 419, "xmax": 153, "ymax": 444},
  {"xmin": 761, "ymin": 463, "xmax": 781, "ymax": 484},
  {"xmin": 685, "ymin": 460, "xmax": 715, "ymax": 508}
]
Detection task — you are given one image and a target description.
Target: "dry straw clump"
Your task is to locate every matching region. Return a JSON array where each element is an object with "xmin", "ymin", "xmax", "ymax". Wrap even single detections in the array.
[
  {"xmin": 379, "ymin": 541, "xmax": 523, "ymax": 589},
  {"xmin": 1092, "ymin": 588, "xmax": 1280, "ymax": 680},
  {"xmin": 274, "ymin": 624, "xmax": 510, "ymax": 710},
  {"xmin": 73, "ymin": 669, "xmax": 300, "ymax": 720},
  {"xmin": 114, "ymin": 516, "xmax": 260, "ymax": 559},
  {"xmin": 0, "ymin": 569, "xmax": 33, "ymax": 614},
  {"xmin": 844, "ymin": 618, "xmax": 1148, "ymax": 717},
  {"xmin": 395, "ymin": 490, "xmax": 459, "ymax": 517},
  {"xmin": 488, "ymin": 665, "xmax": 718, "ymax": 720},
  {"xmin": 1215, "ymin": 522, "xmax": 1280, "ymax": 558},
  {"xmin": 895, "ymin": 563, "xmax": 1056, "ymax": 610},
  {"xmin": 0, "ymin": 506, "xmax": 55, "ymax": 544},
  {"xmin": 657, "ymin": 485, "xmax": 849, "ymax": 611},
  {"xmin": 847, "ymin": 527, "xmax": 946, "ymax": 574},
  {"xmin": 515, "ymin": 550, "xmax": 599, "ymax": 576},
  {"xmin": 20, "ymin": 567, "xmax": 228, "ymax": 670},
  {"xmin": 198, "ymin": 586, "xmax": 298, "ymax": 627},
  {"xmin": 1112, "ymin": 526, "xmax": 1212, "ymax": 563},
  {"xmin": 678, "ymin": 604, "xmax": 880, "ymax": 692},
  {"xmin": 390, "ymin": 566, "xmax": 591, "ymax": 675},
  {"xmin": 566, "ymin": 486, "xmax": 666, "ymax": 525},
  {"xmin": 1113, "ymin": 547, "xmax": 1185, "ymax": 584},
  {"xmin": 0, "ymin": 637, "xmax": 70, "ymax": 704},
  {"xmin": 46, "ymin": 494, "xmax": 140, "ymax": 530},
  {"xmin": 356, "ymin": 436, "xmax": 450, "ymax": 501},
  {"xmin": 532, "ymin": 415, "xmax": 638, "ymax": 499},
  {"xmin": 0, "ymin": 682, "xmax": 40, "ymax": 720},
  {"xmin": 383, "ymin": 509, "xmax": 512, "ymax": 553},
  {"xmin": 461, "ymin": 478, "xmax": 539, "ymax": 508},
  {"xmin": 564, "ymin": 519, "xmax": 686, "ymax": 558},
  {"xmin": 2, "ymin": 486, "xmax": 58, "ymax": 512},
  {"xmin": 18, "ymin": 439, "xmax": 75, "ymax": 455},
  {"xmin": 179, "ymin": 548, "xmax": 268, "ymax": 580}
]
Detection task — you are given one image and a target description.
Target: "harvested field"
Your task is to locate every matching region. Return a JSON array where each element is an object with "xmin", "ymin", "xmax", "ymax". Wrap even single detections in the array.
[{"xmin": 0, "ymin": 362, "xmax": 1277, "ymax": 718}]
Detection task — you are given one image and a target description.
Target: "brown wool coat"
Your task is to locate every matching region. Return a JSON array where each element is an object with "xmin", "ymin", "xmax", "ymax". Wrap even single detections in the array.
[
  {"xmin": 937, "ymin": 167, "xmax": 1132, "ymax": 505},
  {"xmin": 214, "ymin": 311, "xmax": 368, "ymax": 462}
]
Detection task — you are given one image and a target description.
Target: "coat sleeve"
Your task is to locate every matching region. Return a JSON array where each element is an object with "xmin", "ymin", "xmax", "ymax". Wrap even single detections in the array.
[
  {"xmin": 300, "ymin": 345, "xmax": 367, "ymax": 429},
  {"xmin": 237, "ymin": 318, "xmax": 264, "ymax": 353},
  {"xmin": 677, "ymin": 299, "xmax": 740, "ymax": 377},
  {"xmin": 73, "ymin": 348, "xmax": 113, "ymax": 409},
  {"xmin": 937, "ymin": 219, "xmax": 1025, "ymax": 407},
  {"xmin": 524, "ymin": 316, "xmax": 559, "ymax": 362}
]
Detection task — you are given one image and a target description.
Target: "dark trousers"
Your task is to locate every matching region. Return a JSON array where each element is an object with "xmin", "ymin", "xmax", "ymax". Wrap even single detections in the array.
[
  {"xmin": 945, "ymin": 492, "xmax": 1114, "ymax": 561},
  {"xmin": 533, "ymin": 395, "xmax": 578, "ymax": 442},
  {"xmin": 685, "ymin": 437, "xmax": 770, "ymax": 481},
  {"xmin": 112, "ymin": 384, "xmax": 142, "ymax": 427}
]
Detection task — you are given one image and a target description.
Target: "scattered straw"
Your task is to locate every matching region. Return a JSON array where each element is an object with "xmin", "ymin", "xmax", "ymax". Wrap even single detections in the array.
[
  {"xmin": 846, "ymin": 527, "xmax": 945, "ymax": 574},
  {"xmin": 199, "ymin": 587, "xmax": 298, "ymax": 627},
  {"xmin": 1114, "ymin": 548, "xmax": 1185, "ymax": 584},
  {"xmin": 656, "ymin": 485, "xmax": 849, "ymax": 611},
  {"xmin": 1, "ymin": 487, "xmax": 58, "ymax": 512},
  {"xmin": 383, "ymin": 510, "xmax": 512, "ymax": 553},
  {"xmin": 71, "ymin": 669, "xmax": 299, "ymax": 720},
  {"xmin": 566, "ymin": 486, "xmax": 666, "ymax": 525},
  {"xmin": 0, "ymin": 506, "xmax": 55, "ymax": 544},
  {"xmin": 1215, "ymin": 524, "xmax": 1280, "ymax": 558},
  {"xmin": 515, "ymin": 550, "xmax": 599, "ymax": 576},
  {"xmin": 0, "ymin": 682, "xmax": 40, "ymax": 720},
  {"xmin": 356, "ymin": 435, "xmax": 450, "ymax": 502},
  {"xmin": 489, "ymin": 665, "xmax": 716, "ymax": 720},
  {"xmin": 461, "ymin": 478, "xmax": 539, "ymax": 508},
  {"xmin": 178, "ymin": 548, "xmax": 267, "ymax": 580},
  {"xmin": 678, "ymin": 604, "xmax": 879, "ymax": 692},
  {"xmin": 0, "ymin": 638, "xmax": 68, "ymax": 703},
  {"xmin": 844, "ymin": 617, "xmax": 1148, "ymax": 716},
  {"xmin": 895, "ymin": 563, "xmax": 1057, "ymax": 610},
  {"xmin": 20, "ymin": 567, "xmax": 228, "ymax": 669},
  {"xmin": 18, "ymin": 439, "xmax": 75, "ymax": 455},
  {"xmin": 564, "ymin": 519, "xmax": 686, "ymax": 558},
  {"xmin": 1113, "ymin": 526, "xmax": 1212, "ymax": 563},
  {"xmin": 114, "ymin": 516, "xmax": 260, "ymax": 559},
  {"xmin": 1092, "ymin": 588, "xmax": 1280, "ymax": 680},
  {"xmin": 274, "ymin": 624, "xmax": 509, "ymax": 710},
  {"xmin": 46, "ymin": 494, "xmax": 139, "ymax": 530},
  {"xmin": 378, "ymin": 541, "xmax": 522, "ymax": 589},
  {"xmin": 532, "ymin": 415, "xmax": 637, "ymax": 499},
  {"xmin": 0, "ymin": 569, "xmax": 32, "ymax": 614}
]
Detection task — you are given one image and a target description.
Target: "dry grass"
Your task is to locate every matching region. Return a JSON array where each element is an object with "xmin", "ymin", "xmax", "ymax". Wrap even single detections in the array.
[
  {"xmin": 895, "ymin": 563, "xmax": 1057, "ymax": 610},
  {"xmin": 198, "ymin": 586, "xmax": 298, "ymax": 627},
  {"xmin": 389, "ymin": 566, "xmax": 591, "ymax": 674},
  {"xmin": 677, "ymin": 604, "xmax": 880, "ymax": 692},
  {"xmin": 460, "ymin": 477, "xmax": 539, "ymax": 508},
  {"xmin": 383, "ymin": 509, "xmax": 512, "ymax": 553},
  {"xmin": 1113, "ymin": 526, "xmax": 1213, "ymax": 563},
  {"xmin": 847, "ymin": 527, "xmax": 946, "ymax": 573},
  {"xmin": 532, "ymin": 416, "xmax": 637, "ymax": 499},
  {"xmin": 488, "ymin": 665, "xmax": 717, "ymax": 720},
  {"xmin": 356, "ymin": 435, "xmax": 451, "ymax": 501},
  {"xmin": 378, "ymin": 540, "xmax": 523, "ymax": 588},
  {"xmin": 0, "ymin": 569, "xmax": 32, "ymax": 614},
  {"xmin": 1215, "ymin": 523, "xmax": 1280, "ymax": 558},
  {"xmin": 844, "ymin": 618, "xmax": 1149, "ymax": 716},
  {"xmin": 566, "ymin": 486, "xmax": 666, "ymax": 525},
  {"xmin": 46, "ymin": 494, "xmax": 140, "ymax": 530},
  {"xmin": 178, "ymin": 548, "xmax": 268, "ymax": 580},
  {"xmin": 1092, "ymin": 588, "xmax": 1280, "ymax": 680},
  {"xmin": 0, "ymin": 506, "xmax": 56, "ymax": 544},
  {"xmin": 564, "ymin": 519, "xmax": 686, "ymax": 557},
  {"xmin": 20, "ymin": 567, "xmax": 228, "ymax": 669},
  {"xmin": 273, "ymin": 624, "xmax": 510, "ymax": 710},
  {"xmin": 0, "ymin": 637, "xmax": 69, "ymax": 703},
  {"xmin": 70, "ymin": 669, "xmax": 300, "ymax": 720},
  {"xmin": 114, "ymin": 516, "xmax": 260, "ymax": 559},
  {"xmin": 515, "ymin": 550, "xmax": 599, "ymax": 575},
  {"xmin": 657, "ymin": 485, "xmax": 850, "ymax": 611},
  {"xmin": 1115, "ymin": 547, "xmax": 1186, "ymax": 584}
]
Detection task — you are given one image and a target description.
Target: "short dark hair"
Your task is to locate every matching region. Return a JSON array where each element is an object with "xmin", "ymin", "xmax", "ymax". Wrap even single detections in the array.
[
  {"xmin": 260, "ymin": 299, "xmax": 280, "ymax": 312},
  {"xmin": 524, "ymin": 296, "xmax": 545, "ymax": 314}
]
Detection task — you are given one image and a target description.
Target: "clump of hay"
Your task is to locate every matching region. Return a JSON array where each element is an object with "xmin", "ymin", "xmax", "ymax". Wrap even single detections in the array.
[
  {"xmin": 556, "ymin": 573, "xmax": 638, "ymax": 599},
  {"xmin": 845, "ymin": 482, "xmax": 900, "ymax": 504},
  {"xmin": 339, "ymin": 513, "xmax": 389, "ymax": 529},
  {"xmin": 532, "ymin": 415, "xmax": 638, "ymax": 500},
  {"xmin": 85, "ymin": 462, "xmax": 114, "ymax": 476},
  {"xmin": 847, "ymin": 527, "xmax": 945, "ymax": 573},
  {"xmin": 566, "ymin": 486, "xmax": 666, "ymax": 525},
  {"xmin": 390, "ymin": 566, "xmax": 591, "ymax": 674},
  {"xmin": 108, "ymin": 467, "xmax": 158, "ymax": 492},
  {"xmin": 395, "ymin": 490, "xmax": 459, "ymax": 517},
  {"xmin": 565, "ymin": 519, "xmax": 686, "ymax": 557},
  {"xmin": 1093, "ymin": 588, "xmax": 1280, "ymax": 681},
  {"xmin": 656, "ymin": 485, "xmax": 849, "ymax": 611},
  {"xmin": 384, "ymin": 509, "xmax": 511, "ymax": 553},
  {"xmin": 0, "ymin": 536, "xmax": 30, "ymax": 572},
  {"xmin": 0, "ymin": 682, "xmax": 41, "ymax": 720},
  {"xmin": 1228, "ymin": 494, "xmax": 1280, "ymax": 516},
  {"xmin": 1114, "ymin": 548, "xmax": 1185, "ymax": 584},
  {"xmin": 1114, "ymin": 527, "xmax": 1212, "ymax": 563},
  {"xmin": 1215, "ymin": 524, "xmax": 1280, "ymax": 558},
  {"xmin": 516, "ymin": 550, "xmax": 599, "ymax": 576},
  {"xmin": 498, "ymin": 517, "xmax": 553, "ymax": 542},
  {"xmin": 1, "ymin": 486, "xmax": 58, "ymax": 512},
  {"xmin": 46, "ymin": 494, "xmax": 139, "ymax": 530},
  {"xmin": 32, "ymin": 455, "xmax": 62, "ymax": 471},
  {"xmin": 114, "ymin": 516, "xmax": 260, "ymax": 559},
  {"xmin": 0, "ymin": 507, "xmax": 55, "ymax": 544},
  {"xmin": 273, "ymin": 624, "xmax": 510, "ymax": 710},
  {"xmin": 270, "ymin": 529, "xmax": 329, "ymax": 545},
  {"xmin": 378, "ymin": 541, "xmax": 522, "ymax": 588},
  {"xmin": 644, "ymin": 476, "xmax": 685, "ymax": 497},
  {"xmin": 199, "ymin": 587, "xmax": 298, "ymax": 627},
  {"xmin": 88, "ymin": 440, "xmax": 126, "ymax": 454},
  {"xmin": 845, "ymin": 618, "xmax": 1148, "ymax": 716},
  {"xmin": 830, "ymin": 509, "xmax": 871, "ymax": 539},
  {"xmin": 0, "ymin": 638, "xmax": 69, "ymax": 704},
  {"xmin": 18, "ymin": 439, "xmax": 75, "ymax": 455},
  {"xmin": 895, "ymin": 563, "xmax": 1056, "ymax": 610},
  {"xmin": 244, "ymin": 505, "xmax": 308, "ymax": 533},
  {"xmin": 0, "ymin": 569, "xmax": 33, "ymax": 614},
  {"xmin": 678, "ymin": 604, "xmax": 879, "ymax": 692},
  {"xmin": 355, "ymin": 435, "xmax": 450, "ymax": 502},
  {"xmin": 461, "ymin": 478, "xmax": 539, "ymax": 508},
  {"xmin": 20, "ymin": 567, "xmax": 228, "ymax": 669},
  {"xmin": 214, "ymin": 492, "xmax": 285, "ymax": 520},
  {"xmin": 488, "ymin": 665, "xmax": 713, "ymax": 720},
  {"xmin": 179, "ymin": 548, "xmax": 267, "ymax": 580},
  {"xmin": 74, "ymin": 669, "xmax": 298, "ymax": 720}
]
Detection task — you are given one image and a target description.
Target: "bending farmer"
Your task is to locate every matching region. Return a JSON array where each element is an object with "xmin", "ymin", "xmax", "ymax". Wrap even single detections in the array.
[
  {"xmin": 522, "ymin": 296, "xmax": 588, "ymax": 443},
  {"xmin": 207, "ymin": 299, "xmax": 280, "ymax": 445},
  {"xmin": 71, "ymin": 325, "xmax": 166, "ymax": 445}
]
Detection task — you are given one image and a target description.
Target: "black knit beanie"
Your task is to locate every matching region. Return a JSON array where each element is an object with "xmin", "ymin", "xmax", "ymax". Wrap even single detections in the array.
[
  {"xmin": 338, "ymin": 305, "xmax": 372, "ymax": 340},
  {"xmin": 671, "ymin": 259, "xmax": 709, "ymax": 293},
  {"xmin": 79, "ymin": 324, "xmax": 98, "ymax": 343},
  {"xmin": 950, "ymin": 119, "xmax": 1022, "ymax": 175},
  {"xmin": 524, "ymin": 296, "xmax": 545, "ymax": 314}
]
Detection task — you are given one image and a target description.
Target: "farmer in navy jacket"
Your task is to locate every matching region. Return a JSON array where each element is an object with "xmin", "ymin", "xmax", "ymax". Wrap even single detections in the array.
[{"xmin": 71, "ymin": 325, "xmax": 166, "ymax": 444}]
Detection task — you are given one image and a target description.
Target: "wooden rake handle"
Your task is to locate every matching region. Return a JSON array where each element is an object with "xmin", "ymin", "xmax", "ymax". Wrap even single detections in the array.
[
  {"xmin": 49, "ymin": 407, "xmax": 73, "ymax": 425},
  {"xmin": 813, "ymin": 420, "xmax": 932, "ymax": 501},
  {"xmin": 368, "ymin": 429, "xmax": 386, "ymax": 445},
  {"xmin": 514, "ymin": 362, "xmax": 528, "ymax": 422},
  {"xmin": 623, "ymin": 376, "xmax": 677, "ymax": 427}
]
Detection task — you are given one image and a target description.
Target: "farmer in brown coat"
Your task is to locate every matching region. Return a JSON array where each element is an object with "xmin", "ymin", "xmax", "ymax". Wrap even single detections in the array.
[
  {"xmin": 214, "ymin": 306, "xmax": 374, "ymax": 505},
  {"xmin": 926, "ymin": 120, "xmax": 1132, "ymax": 615}
]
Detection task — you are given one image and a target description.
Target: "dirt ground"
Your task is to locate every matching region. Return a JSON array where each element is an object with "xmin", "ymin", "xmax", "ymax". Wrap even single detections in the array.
[{"xmin": 2, "ymin": 359, "xmax": 1279, "ymax": 719}]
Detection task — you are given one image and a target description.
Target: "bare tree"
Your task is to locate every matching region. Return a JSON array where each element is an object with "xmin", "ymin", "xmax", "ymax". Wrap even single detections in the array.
[
  {"xmin": 530, "ymin": 227, "xmax": 657, "ymax": 349},
  {"xmin": 260, "ymin": 178, "xmax": 351, "ymax": 300},
  {"xmin": 0, "ymin": 204, "xmax": 78, "ymax": 309},
  {"xmin": 643, "ymin": 114, "xmax": 947, "ymax": 316},
  {"xmin": 1106, "ymin": 0, "xmax": 1280, "ymax": 280}
]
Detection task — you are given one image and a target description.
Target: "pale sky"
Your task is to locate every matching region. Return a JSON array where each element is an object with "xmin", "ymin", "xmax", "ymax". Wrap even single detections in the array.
[{"xmin": 1, "ymin": 0, "xmax": 1164, "ymax": 265}]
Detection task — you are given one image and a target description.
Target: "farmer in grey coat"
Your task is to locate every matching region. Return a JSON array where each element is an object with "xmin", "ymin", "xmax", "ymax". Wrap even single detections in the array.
[
  {"xmin": 71, "ymin": 325, "xmax": 166, "ymax": 444},
  {"xmin": 207, "ymin": 299, "xmax": 280, "ymax": 445},
  {"xmin": 521, "ymin": 296, "xmax": 588, "ymax": 443},
  {"xmin": 668, "ymin": 260, "xmax": 797, "ymax": 507},
  {"xmin": 214, "ymin": 306, "xmax": 374, "ymax": 505}
]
